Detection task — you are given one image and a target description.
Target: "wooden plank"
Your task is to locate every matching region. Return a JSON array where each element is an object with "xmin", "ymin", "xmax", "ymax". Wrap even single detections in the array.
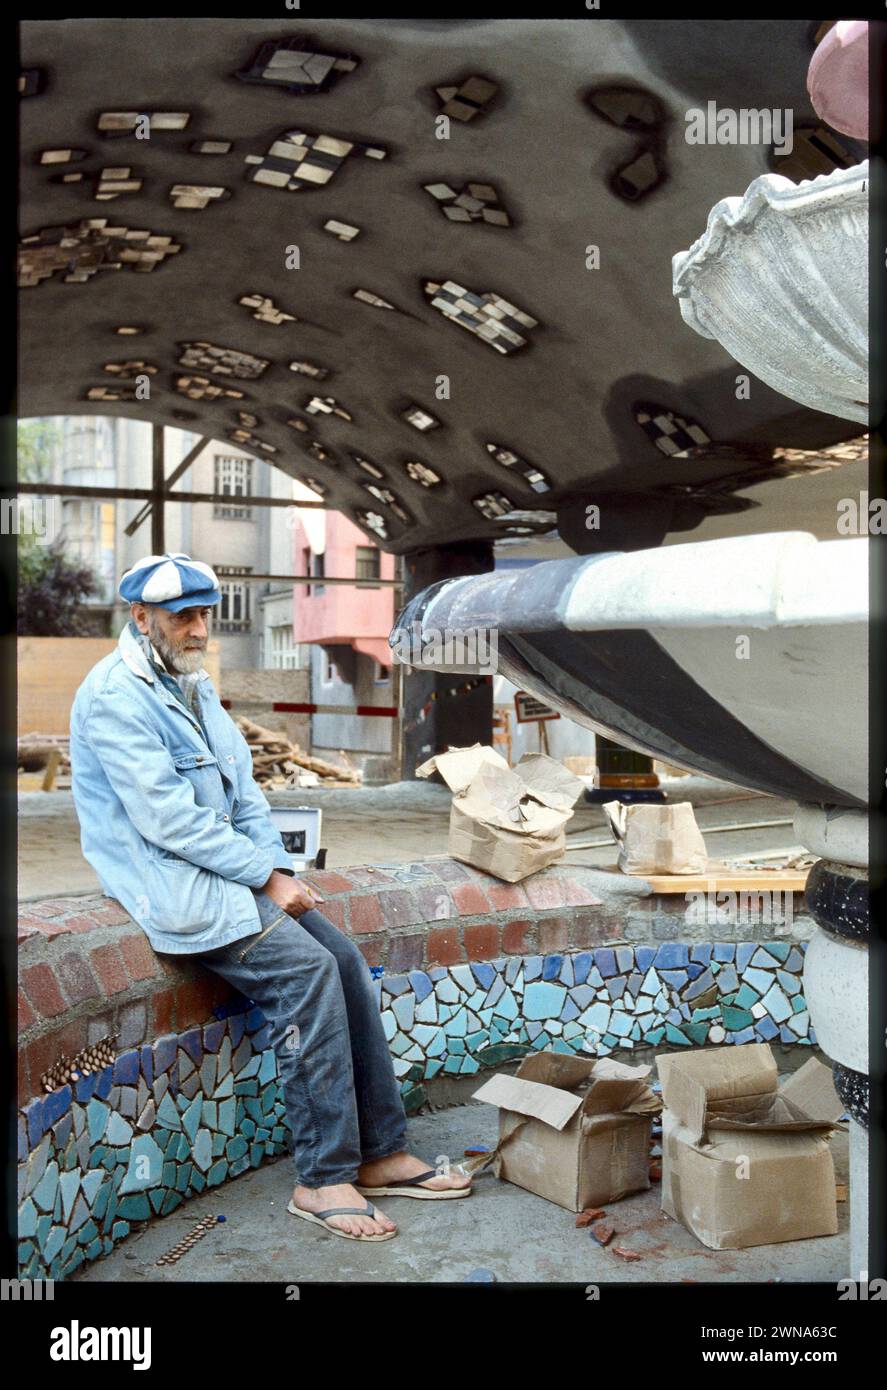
[{"xmin": 599, "ymin": 863, "xmax": 810, "ymax": 894}]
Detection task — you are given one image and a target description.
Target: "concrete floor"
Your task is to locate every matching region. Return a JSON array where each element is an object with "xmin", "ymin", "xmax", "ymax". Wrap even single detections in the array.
[
  {"xmin": 70, "ymin": 1096, "xmax": 849, "ymax": 1285},
  {"xmin": 19, "ymin": 774, "xmax": 802, "ymax": 900}
]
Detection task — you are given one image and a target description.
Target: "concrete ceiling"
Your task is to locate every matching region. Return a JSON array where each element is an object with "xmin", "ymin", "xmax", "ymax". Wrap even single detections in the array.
[{"xmin": 19, "ymin": 17, "xmax": 865, "ymax": 555}]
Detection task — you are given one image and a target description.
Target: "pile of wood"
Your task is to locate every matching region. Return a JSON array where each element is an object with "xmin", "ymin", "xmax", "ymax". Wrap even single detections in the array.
[
  {"xmin": 18, "ymin": 734, "xmax": 71, "ymax": 790},
  {"xmin": 235, "ymin": 716, "xmax": 362, "ymax": 789},
  {"xmin": 17, "ymin": 722, "xmax": 362, "ymax": 792}
]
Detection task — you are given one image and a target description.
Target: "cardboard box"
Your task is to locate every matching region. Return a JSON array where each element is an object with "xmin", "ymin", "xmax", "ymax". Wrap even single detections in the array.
[
  {"xmin": 602, "ymin": 799, "xmax": 707, "ymax": 874},
  {"xmin": 657, "ymin": 1044, "xmax": 844, "ymax": 1249},
  {"xmin": 416, "ymin": 744, "xmax": 585, "ymax": 882},
  {"xmin": 470, "ymin": 1051, "xmax": 661, "ymax": 1211}
]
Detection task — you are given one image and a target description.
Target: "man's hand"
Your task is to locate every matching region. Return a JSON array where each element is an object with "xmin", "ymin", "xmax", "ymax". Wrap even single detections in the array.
[{"xmin": 262, "ymin": 869, "xmax": 325, "ymax": 918}]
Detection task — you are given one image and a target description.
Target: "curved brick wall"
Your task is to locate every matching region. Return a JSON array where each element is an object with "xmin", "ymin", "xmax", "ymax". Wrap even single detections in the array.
[{"xmin": 18, "ymin": 860, "xmax": 815, "ymax": 1279}]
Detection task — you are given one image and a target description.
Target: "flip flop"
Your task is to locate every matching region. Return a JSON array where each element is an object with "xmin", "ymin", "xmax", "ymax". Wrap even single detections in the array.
[
  {"xmin": 355, "ymin": 1167, "xmax": 473, "ymax": 1200},
  {"xmin": 286, "ymin": 1197, "xmax": 397, "ymax": 1241}
]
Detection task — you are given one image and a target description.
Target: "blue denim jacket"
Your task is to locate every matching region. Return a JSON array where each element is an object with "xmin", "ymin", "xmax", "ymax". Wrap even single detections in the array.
[{"xmin": 69, "ymin": 618, "xmax": 296, "ymax": 954}]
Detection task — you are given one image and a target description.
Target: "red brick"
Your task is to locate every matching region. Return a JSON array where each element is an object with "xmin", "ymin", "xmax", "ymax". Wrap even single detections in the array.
[
  {"xmin": 463, "ymin": 922, "xmax": 499, "ymax": 960},
  {"xmin": 90, "ymin": 899, "xmax": 134, "ymax": 926},
  {"xmin": 18, "ymin": 989, "xmax": 36, "ymax": 1033},
  {"xmin": 358, "ymin": 940, "xmax": 383, "ymax": 967},
  {"xmin": 151, "ymin": 987, "xmax": 177, "ymax": 1036},
  {"xmin": 502, "ymin": 919, "xmax": 533, "ymax": 954},
  {"xmin": 386, "ymin": 933, "xmax": 425, "ymax": 972},
  {"xmin": 23, "ymin": 962, "xmax": 69, "ymax": 1019},
  {"xmin": 485, "ymin": 882, "xmax": 529, "ymax": 912},
  {"xmin": 57, "ymin": 951, "xmax": 101, "ymax": 1005},
  {"xmin": 433, "ymin": 861, "xmax": 469, "ymax": 883},
  {"xmin": 378, "ymin": 890, "xmax": 419, "ymax": 929},
  {"xmin": 570, "ymin": 911, "xmax": 611, "ymax": 948},
  {"xmin": 23, "ymin": 900, "xmax": 74, "ymax": 919},
  {"xmin": 119, "ymin": 932, "xmax": 160, "ymax": 983},
  {"xmin": 451, "ymin": 882, "xmax": 491, "ymax": 916},
  {"xmin": 348, "ymin": 896, "xmax": 385, "ymax": 935},
  {"xmin": 175, "ymin": 975, "xmax": 220, "ymax": 1029},
  {"xmin": 17, "ymin": 914, "xmax": 44, "ymax": 937},
  {"xmin": 562, "ymin": 876, "xmax": 604, "ymax": 908},
  {"xmin": 89, "ymin": 944, "xmax": 129, "ymax": 996},
  {"xmin": 340, "ymin": 867, "xmax": 395, "ymax": 887},
  {"xmin": 523, "ymin": 876, "xmax": 566, "ymax": 910},
  {"xmin": 317, "ymin": 898, "xmax": 347, "ymax": 933},
  {"xmin": 428, "ymin": 925, "xmax": 461, "ymax": 967},
  {"xmin": 415, "ymin": 886, "xmax": 454, "ymax": 922},
  {"xmin": 63, "ymin": 915, "xmax": 106, "ymax": 934},
  {"xmin": 300, "ymin": 870, "xmax": 353, "ymax": 895},
  {"xmin": 539, "ymin": 917, "xmax": 569, "ymax": 952}
]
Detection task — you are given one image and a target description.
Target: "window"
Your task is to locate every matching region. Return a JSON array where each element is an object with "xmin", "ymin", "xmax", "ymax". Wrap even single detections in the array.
[
  {"xmin": 216, "ymin": 567, "xmax": 252, "ymax": 632},
  {"xmin": 304, "ymin": 547, "xmax": 325, "ymax": 597},
  {"xmin": 269, "ymin": 624, "xmax": 308, "ymax": 669},
  {"xmin": 322, "ymin": 650, "xmax": 336, "ymax": 685},
  {"xmin": 213, "ymin": 454, "xmax": 253, "ymax": 518},
  {"xmin": 374, "ymin": 661, "xmax": 390, "ymax": 683},
  {"xmin": 355, "ymin": 545, "xmax": 380, "ymax": 588},
  {"xmin": 61, "ymin": 498, "xmax": 115, "ymax": 603}
]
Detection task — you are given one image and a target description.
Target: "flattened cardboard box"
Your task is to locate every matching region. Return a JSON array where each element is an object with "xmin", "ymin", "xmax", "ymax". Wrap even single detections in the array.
[
  {"xmin": 470, "ymin": 1051, "xmax": 661, "ymax": 1211},
  {"xmin": 657, "ymin": 1043, "xmax": 844, "ymax": 1249},
  {"xmin": 416, "ymin": 744, "xmax": 585, "ymax": 883}
]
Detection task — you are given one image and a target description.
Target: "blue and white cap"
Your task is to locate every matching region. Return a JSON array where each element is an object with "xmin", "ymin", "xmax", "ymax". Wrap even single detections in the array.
[{"xmin": 119, "ymin": 552, "xmax": 222, "ymax": 612}]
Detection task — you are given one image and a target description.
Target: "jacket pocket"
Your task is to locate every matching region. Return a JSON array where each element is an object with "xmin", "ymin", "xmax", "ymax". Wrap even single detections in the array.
[{"xmin": 237, "ymin": 911, "xmax": 289, "ymax": 961}]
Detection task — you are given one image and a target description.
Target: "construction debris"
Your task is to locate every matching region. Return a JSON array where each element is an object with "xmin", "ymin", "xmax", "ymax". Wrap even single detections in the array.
[
  {"xmin": 18, "ymin": 734, "xmax": 71, "ymax": 789},
  {"xmin": 18, "ymin": 721, "xmax": 363, "ymax": 792},
  {"xmin": 235, "ymin": 716, "xmax": 362, "ymax": 788}
]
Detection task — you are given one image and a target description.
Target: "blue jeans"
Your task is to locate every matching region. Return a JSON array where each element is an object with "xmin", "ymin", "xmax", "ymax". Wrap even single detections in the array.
[{"xmin": 193, "ymin": 899, "xmax": 408, "ymax": 1187}]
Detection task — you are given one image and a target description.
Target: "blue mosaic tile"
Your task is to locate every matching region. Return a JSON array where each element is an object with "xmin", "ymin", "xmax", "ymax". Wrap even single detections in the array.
[
  {"xmin": 17, "ymin": 936, "xmax": 812, "ymax": 1282},
  {"xmin": 595, "ymin": 948, "xmax": 617, "ymax": 978},
  {"xmin": 409, "ymin": 970, "xmax": 434, "ymax": 1001},
  {"xmin": 654, "ymin": 943, "xmax": 689, "ymax": 970}
]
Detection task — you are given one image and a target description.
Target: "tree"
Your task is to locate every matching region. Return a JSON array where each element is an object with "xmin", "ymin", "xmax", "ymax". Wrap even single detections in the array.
[
  {"xmin": 16, "ymin": 419, "xmax": 102, "ymax": 635},
  {"xmin": 18, "ymin": 537, "xmax": 101, "ymax": 635}
]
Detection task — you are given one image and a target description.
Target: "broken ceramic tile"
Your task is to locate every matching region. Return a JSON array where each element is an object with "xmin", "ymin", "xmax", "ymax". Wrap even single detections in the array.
[
  {"xmin": 18, "ymin": 219, "xmax": 181, "ymax": 286},
  {"xmin": 236, "ymin": 37, "xmax": 358, "ymax": 95},
  {"xmin": 240, "ymin": 293, "xmax": 296, "ymax": 326},
  {"xmin": 245, "ymin": 128, "xmax": 386, "ymax": 193}
]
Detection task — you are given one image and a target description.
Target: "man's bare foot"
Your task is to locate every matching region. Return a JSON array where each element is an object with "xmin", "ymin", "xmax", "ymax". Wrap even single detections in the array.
[
  {"xmin": 357, "ymin": 1150, "xmax": 472, "ymax": 1193},
  {"xmin": 290, "ymin": 1181, "xmax": 397, "ymax": 1237}
]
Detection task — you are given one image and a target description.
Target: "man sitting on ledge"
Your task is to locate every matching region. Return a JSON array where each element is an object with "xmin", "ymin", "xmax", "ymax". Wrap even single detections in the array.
[{"xmin": 69, "ymin": 550, "xmax": 471, "ymax": 1242}]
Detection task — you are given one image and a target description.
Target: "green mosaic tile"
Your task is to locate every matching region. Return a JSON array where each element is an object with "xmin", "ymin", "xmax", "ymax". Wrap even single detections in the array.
[
  {"xmin": 402, "ymin": 1085, "xmax": 427, "ymax": 1114},
  {"xmin": 112, "ymin": 1221, "xmax": 130, "ymax": 1240},
  {"xmin": 207, "ymin": 1160, "xmax": 228, "ymax": 1187},
  {"xmin": 117, "ymin": 1193, "xmax": 151, "ymax": 1221},
  {"xmin": 161, "ymin": 1190, "xmax": 183, "ymax": 1215},
  {"xmin": 148, "ymin": 1189, "xmax": 166, "ymax": 1214}
]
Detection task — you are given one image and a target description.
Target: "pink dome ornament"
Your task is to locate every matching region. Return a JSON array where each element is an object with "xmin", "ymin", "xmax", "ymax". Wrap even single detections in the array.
[{"xmin": 807, "ymin": 20, "xmax": 869, "ymax": 140}]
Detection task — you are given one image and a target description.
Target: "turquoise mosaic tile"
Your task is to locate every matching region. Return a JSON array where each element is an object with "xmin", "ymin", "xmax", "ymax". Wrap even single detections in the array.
[{"xmin": 17, "ymin": 939, "xmax": 810, "ymax": 1281}]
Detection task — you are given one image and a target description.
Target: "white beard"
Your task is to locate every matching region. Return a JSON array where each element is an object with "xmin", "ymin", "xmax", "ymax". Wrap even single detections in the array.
[{"xmin": 146, "ymin": 616, "xmax": 206, "ymax": 675}]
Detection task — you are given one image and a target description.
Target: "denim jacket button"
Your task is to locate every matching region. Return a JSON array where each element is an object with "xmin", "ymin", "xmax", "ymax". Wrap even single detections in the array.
[{"xmin": 222, "ymin": 814, "xmax": 229, "ymax": 821}]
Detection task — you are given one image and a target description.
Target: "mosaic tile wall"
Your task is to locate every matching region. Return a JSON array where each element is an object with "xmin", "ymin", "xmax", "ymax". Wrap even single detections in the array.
[{"xmin": 18, "ymin": 940, "xmax": 810, "ymax": 1279}]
